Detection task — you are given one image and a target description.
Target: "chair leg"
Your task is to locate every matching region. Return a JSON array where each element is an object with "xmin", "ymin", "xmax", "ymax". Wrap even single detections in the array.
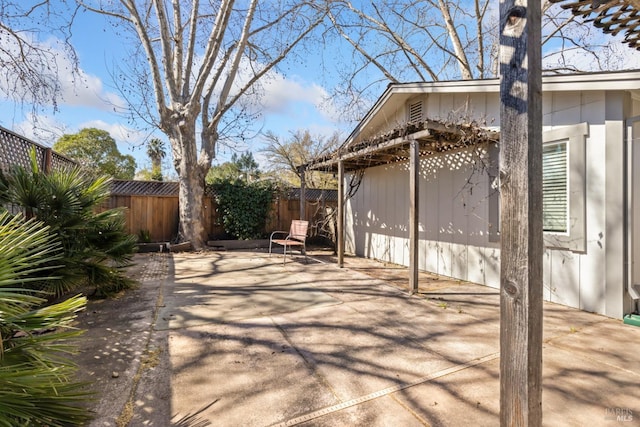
[
  {"xmin": 269, "ymin": 241, "xmax": 273, "ymax": 257},
  {"xmin": 283, "ymin": 244, "xmax": 287, "ymax": 265}
]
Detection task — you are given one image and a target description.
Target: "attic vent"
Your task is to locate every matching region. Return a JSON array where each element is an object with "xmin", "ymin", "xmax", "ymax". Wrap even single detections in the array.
[{"xmin": 408, "ymin": 100, "xmax": 423, "ymax": 123}]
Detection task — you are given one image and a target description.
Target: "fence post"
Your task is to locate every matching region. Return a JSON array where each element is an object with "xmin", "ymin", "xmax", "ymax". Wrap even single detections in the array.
[{"xmin": 44, "ymin": 148, "xmax": 53, "ymax": 174}]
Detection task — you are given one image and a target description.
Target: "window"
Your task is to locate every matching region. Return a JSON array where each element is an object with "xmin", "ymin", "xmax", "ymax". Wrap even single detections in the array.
[
  {"xmin": 543, "ymin": 141, "xmax": 568, "ymax": 233},
  {"xmin": 487, "ymin": 123, "xmax": 588, "ymax": 250},
  {"xmin": 542, "ymin": 122, "xmax": 588, "ymax": 252}
]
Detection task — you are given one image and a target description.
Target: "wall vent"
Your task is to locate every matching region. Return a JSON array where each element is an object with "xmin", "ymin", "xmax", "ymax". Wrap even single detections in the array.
[{"xmin": 408, "ymin": 100, "xmax": 423, "ymax": 123}]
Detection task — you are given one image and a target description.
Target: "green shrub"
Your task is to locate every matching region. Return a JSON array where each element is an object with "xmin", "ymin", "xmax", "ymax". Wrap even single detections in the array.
[
  {"xmin": 210, "ymin": 180, "xmax": 274, "ymax": 240},
  {"xmin": 0, "ymin": 150, "xmax": 137, "ymax": 297},
  {"xmin": 0, "ymin": 211, "xmax": 91, "ymax": 426}
]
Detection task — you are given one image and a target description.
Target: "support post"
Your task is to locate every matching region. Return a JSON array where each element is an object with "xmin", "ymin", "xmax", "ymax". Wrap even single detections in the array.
[
  {"xmin": 337, "ymin": 160, "xmax": 345, "ymax": 268},
  {"xmin": 409, "ymin": 140, "xmax": 420, "ymax": 293},
  {"xmin": 499, "ymin": 0, "xmax": 543, "ymax": 425},
  {"xmin": 300, "ymin": 166, "xmax": 306, "ymax": 221},
  {"xmin": 44, "ymin": 148, "xmax": 53, "ymax": 174}
]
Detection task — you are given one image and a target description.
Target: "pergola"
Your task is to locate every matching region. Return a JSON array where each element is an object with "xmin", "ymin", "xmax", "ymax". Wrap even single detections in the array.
[
  {"xmin": 309, "ymin": 120, "xmax": 498, "ymax": 172},
  {"xmin": 302, "ymin": 1, "xmax": 639, "ymax": 424},
  {"xmin": 550, "ymin": 0, "xmax": 640, "ymax": 51},
  {"xmin": 305, "ymin": 118, "xmax": 499, "ymax": 292}
]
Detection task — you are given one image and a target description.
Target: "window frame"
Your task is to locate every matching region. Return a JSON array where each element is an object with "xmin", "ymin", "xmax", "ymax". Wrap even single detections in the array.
[
  {"xmin": 542, "ymin": 140, "xmax": 569, "ymax": 233},
  {"xmin": 542, "ymin": 122, "xmax": 588, "ymax": 252}
]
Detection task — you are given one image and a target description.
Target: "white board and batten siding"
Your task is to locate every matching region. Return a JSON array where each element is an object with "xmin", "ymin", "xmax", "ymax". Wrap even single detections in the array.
[{"xmin": 344, "ymin": 74, "xmax": 640, "ymax": 318}]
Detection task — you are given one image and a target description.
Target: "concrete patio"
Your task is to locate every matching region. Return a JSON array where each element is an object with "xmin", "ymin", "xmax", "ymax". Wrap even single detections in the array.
[{"xmin": 80, "ymin": 250, "xmax": 639, "ymax": 426}]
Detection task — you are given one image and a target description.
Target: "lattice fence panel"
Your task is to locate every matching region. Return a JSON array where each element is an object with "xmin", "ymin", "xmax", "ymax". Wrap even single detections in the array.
[{"xmin": 0, "ymin": 125, "xmax": 76, "ymax": 174}]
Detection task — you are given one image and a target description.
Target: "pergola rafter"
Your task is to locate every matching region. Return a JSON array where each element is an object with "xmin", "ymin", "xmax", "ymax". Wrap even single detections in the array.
[
  {"xmin": 307, "ymin": 120, "xmax": 499, "ymax": 173},
  {"xmin": 551, "ymin": 0, "xmax": 640, "ymax": 50}
]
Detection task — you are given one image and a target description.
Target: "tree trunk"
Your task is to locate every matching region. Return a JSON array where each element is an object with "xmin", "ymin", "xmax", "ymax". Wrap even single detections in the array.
[
  {"xmin": 177, "ymin": 167, "xmax": 206, "ymax": 249},
  {"xmin": 170, "ymin": 124, "xmax": 209, "ymax": 250}
]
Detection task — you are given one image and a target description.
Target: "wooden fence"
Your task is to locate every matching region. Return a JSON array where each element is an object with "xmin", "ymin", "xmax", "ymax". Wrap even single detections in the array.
[
  {"xmin": 107, "ymin": 195, "xmax": 180, "ymax": 243},
  {"xmin": 106, "ymin": 189, "xmax": 337, "ymax": 243},
  {"xmin": 0, "ymin": 128, "xmax": 337, "ymax": 244}
]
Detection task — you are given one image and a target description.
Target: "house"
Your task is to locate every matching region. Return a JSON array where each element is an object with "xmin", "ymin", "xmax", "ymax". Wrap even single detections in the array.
[{"xmin": 308, "ymin": 70, "xmax": 640, "ymax": 319}]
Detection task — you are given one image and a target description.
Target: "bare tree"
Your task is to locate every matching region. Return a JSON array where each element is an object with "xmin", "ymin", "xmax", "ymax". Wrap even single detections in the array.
[
  {"xmin": 0, "ymin": 1, "xmax": 79, "ymax": 110},
  {"xmin": 77, "ymin": 0, "xmax": 326, "ymax": 248},
  {"xmin": 322, "ymin": 0, "xmax": 633, "ymax": 118},
  {"xmin": 263, "ymin": 130, "xmax": 340, "ymax": 189}
]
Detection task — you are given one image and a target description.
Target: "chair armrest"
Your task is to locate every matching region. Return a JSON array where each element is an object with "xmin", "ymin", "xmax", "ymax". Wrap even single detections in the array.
[{"xmin": 270, "ymin": 231, "xmax": 289, "ymax": 240}]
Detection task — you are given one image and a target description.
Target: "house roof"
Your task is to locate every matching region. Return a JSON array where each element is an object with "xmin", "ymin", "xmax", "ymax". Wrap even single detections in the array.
[
  {"xmin": 348, "ymin": 70, "xmax": 640, "ymax": 150},
  {"xmin": 550, "ymin": 0, "xmax": 640, "ymax": 51},
  {"xmin": 306, "ymin": 70, "xmax": 640, "ymax": 172}
]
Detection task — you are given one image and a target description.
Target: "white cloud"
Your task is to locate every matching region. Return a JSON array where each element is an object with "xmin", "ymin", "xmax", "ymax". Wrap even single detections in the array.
[
  {"xmin": 78, "ymin": 119, "xmax": 145, "ymax": 144},
  {"xmin": 0, "ymin": 31, "xmax": 125, "ymax": 111},
  {"xmin": 260, "ymin": 73, "xmax": 349, "ymax": 126},
  {"xmin": 13, "ymin": 113, "xmax": 68, "ymax": 146},
  {"xmin": 13, "ymin": 113, "xmax": 152, "ymax": 169},
  {"xmin": 257, "ymin": 73, "xmax": 328, "ymax": 112},
  {"xmin": 57, "ymin": 67, "xmax": 127, "ymax": 111},
  {"xmin": 44, "ymin": 36, "xmax": 127, "ymax": 111}
]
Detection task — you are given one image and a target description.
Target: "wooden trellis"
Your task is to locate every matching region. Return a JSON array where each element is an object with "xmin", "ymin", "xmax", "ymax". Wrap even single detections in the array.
[
  {"xmin": 0, "ymin": 125, "xmax": 76, "ymax": 174},
  {"xmin": 551, "ymin": 0, "xmax": 640, "ymax": 50}
]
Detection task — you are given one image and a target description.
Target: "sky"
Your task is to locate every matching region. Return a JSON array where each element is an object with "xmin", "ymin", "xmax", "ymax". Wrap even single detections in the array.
[
  {"xmin": 2, "ymin": 2, "xmax": 639, "ymax": 179},
  {"xmin": 0, "ymin": 6, "xmax": 354, "ymax": 177}
]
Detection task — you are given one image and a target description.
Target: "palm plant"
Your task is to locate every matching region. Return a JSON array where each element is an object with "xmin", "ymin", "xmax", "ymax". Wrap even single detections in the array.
[
  {"xmin": 1, "ymin": 151, "xmax": 137, "ymax": 297},
  {"xmin": 146, "ymin": 138, "xmax": 166, "ymax": 181},
  {"xmin": 0, "ymin": 211, "xmax": 91, "ymax": 426}
]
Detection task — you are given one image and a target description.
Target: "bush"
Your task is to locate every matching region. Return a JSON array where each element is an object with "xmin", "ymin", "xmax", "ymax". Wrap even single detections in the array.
[
  {"xmin": 0, "ymin": 150, "xmax": 137, "ymax": 297},
  {"xmin": 210, "ymin": 180, "xmax": 274, "ymax": 240},
  {"xmin": 0, "ymin": 211, "xmax": 91, "ymax": 426}
]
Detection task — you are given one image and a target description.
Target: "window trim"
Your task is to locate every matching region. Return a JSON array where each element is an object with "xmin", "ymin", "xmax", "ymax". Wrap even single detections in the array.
[
  {"xmin": 543, "ymin": 122, "xmax": 588, "ymax": 252},
  {"xmin": 543, "ymin": 140, "xmax": 569, "ymax": 233}
]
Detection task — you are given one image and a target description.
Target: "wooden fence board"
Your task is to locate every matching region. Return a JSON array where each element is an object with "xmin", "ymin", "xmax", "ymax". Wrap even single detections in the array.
[{"xmin": 105, "ymin": 194, "xmax": 336, "ymax": 243}]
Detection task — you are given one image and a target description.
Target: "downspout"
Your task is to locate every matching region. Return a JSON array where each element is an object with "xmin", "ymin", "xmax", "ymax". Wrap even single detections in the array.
[{"xmin": 625, "ymin": 114, "xmax": 640, "ymax": 315}]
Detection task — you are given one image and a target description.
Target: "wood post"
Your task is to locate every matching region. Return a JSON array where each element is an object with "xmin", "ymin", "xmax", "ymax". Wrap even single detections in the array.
[
  {"xmin": 499, "ymin": 0, "xmax": 543, "ymax": 425},
  {"xmin": 337, "ymin": 160, "xmax": 344, "ymax": 267},
  {"xmin": 409, "ymin": 140, "xmax": 420, "ymax": 293},
  {"xmin": 300, "ymin": 166, "xmax": 306, "ymax": 221},
  {"xmin": 44, "ymin": 148, "xmax": 53, "ymax": 174}
]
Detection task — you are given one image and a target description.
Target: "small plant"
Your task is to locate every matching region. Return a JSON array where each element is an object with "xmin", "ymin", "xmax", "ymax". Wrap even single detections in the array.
[
  {"xmin": 138, "ymin": 229, "xmax": 151, "ymax": 243},
  {"xmin": 569, "ymin": 326, "xmax": 578, "ymax": 333},
  {"xmin": 438, "ymin": 301, "xmax": 448, "ymax": 309}
]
